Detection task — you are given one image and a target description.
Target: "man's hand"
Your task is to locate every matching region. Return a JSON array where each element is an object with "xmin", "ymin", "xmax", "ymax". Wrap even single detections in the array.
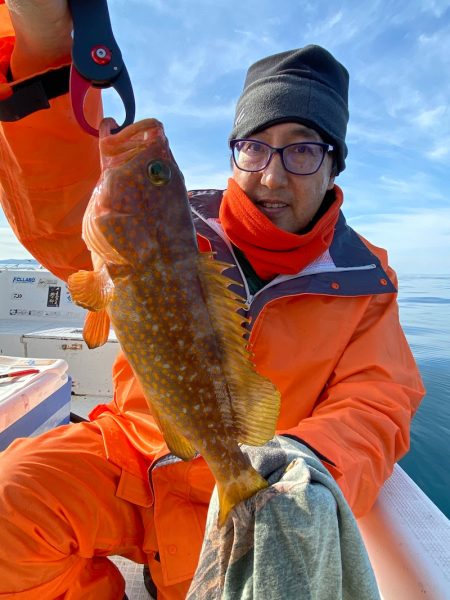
[{"xmin": 6, "ymin": 0, "xmax": 73, "ymax": 78}]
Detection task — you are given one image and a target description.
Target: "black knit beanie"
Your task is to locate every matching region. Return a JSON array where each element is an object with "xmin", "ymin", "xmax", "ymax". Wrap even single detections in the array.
[{"xmin": 229, "ymin": 45, "xmax": 349, "ymax": 173}]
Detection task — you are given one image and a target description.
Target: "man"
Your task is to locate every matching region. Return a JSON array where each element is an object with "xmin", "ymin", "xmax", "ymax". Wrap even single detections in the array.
[{"xmin": 0, "ymin": 2, "xmax": 424, "ymax": 598}]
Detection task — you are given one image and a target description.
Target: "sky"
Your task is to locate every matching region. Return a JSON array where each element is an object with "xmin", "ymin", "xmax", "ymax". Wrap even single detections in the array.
[{"xmin": 1, "ymin": 0, "xmax": 449, "ymax": 274}]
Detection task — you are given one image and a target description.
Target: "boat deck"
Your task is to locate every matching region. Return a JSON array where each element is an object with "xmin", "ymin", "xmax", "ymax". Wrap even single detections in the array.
[{"xmin": 111, "ymin": 557, "xmax": 152, "ymax": 599}]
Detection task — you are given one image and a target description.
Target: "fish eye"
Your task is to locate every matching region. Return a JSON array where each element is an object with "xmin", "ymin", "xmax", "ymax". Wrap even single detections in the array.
[{"xmin": 147, "ymin": 160, "xmax": 172, "ymax": 186}]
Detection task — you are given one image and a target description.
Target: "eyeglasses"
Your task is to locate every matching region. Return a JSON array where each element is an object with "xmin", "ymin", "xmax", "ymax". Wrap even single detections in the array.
[{"xmin": 230, "ymin": 139, "xmax": 334, "ymax": 175}]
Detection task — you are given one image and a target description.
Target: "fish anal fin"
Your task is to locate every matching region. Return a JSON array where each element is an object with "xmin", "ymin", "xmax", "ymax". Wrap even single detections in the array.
[
  {"xmin": 164, "ymin": 428, "xmax": 197, "ymax": 461},
  {"xmin": 67, "ymin": 265, "xmax": 114, "ymax": 311},
  {"xmin": 197, "ymin": 254, "xmax": 281, "ymax": 447},
  {"xmin": 83, "ymin": 309, "xmax": 110, "ymax": 349},
  {"xmin": 151, "ymin": 406, "xmax": 197, "ymax": 461}
]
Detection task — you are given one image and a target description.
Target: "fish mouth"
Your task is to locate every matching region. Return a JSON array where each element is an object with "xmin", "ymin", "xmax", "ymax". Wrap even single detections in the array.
[{"xmin": 99, "ymin": 117, "xmax": 170, "ymax": 168}]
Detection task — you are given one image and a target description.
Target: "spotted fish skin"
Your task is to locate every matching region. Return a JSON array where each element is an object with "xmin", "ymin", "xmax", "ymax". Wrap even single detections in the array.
[{"xmin": 68, "ymin": 118, "xmax": 280, "ymax": 524}]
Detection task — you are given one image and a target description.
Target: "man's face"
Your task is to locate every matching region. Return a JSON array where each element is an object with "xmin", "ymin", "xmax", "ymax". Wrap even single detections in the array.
[{"xmin": 232, "ymin": 122, "xmax": 336, "ymax": 233}]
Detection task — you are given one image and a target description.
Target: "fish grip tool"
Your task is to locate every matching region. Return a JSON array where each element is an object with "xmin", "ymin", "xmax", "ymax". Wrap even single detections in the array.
[{"xmin": 69, "ymin": 0, "xmax": 135, "ymax": 136}]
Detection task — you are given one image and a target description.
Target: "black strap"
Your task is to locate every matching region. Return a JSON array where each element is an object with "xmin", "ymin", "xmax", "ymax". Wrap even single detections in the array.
[{"xmin": 0, "ymin": 64, "xmax": 70, "ymax": 122}]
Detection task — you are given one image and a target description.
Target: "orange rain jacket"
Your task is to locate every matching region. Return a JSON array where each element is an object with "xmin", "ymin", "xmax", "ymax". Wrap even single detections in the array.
[{"xmin": 0, "ymin": 8, "xmax": 425, "ymax": 593}]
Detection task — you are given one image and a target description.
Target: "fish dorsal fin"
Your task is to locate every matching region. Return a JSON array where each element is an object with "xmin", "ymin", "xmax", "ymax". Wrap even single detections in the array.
[
  {"xmin": 197, "ymin": 253, "xmax": 281, "ymax": 446},
  {"xmin": 151, "ymin": 405, "xmax": 197, "ymax": 461},
  {"xmin": 82, "ymin": 309, "xmax": 111, "ymax": 349},
  {"xmin": 67, "ymin": 265, "xmax": 114, "ymax": 311}
]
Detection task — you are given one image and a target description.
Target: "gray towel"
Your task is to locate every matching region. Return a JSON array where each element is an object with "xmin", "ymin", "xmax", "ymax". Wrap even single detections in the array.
[{"xmin": 187, "ymin": 436, "xmax": 380, "ymax": 600}]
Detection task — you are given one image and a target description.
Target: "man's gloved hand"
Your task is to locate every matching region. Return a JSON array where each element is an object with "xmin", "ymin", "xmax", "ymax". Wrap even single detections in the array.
[{"xmin": 5, "ymin": 0, "xmax": 72, "ymax": 78}]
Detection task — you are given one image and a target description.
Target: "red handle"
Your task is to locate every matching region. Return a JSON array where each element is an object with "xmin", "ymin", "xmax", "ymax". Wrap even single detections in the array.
[{"xmin": 0, "ymin": 369, "xmax": 40, "ymax": 379}]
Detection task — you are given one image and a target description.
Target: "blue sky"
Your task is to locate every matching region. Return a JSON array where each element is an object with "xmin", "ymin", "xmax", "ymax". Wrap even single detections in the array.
[{"xmin": 1, "ymin": 0, "xmax": 449, "ymax": 274}]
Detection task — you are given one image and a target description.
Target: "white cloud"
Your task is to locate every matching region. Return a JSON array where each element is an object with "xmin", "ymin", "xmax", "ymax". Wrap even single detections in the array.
[
  {"xmin": 348, "ymin": 209, "xmax": 450, "ymax": 274},
  {"xmin": 302, "ymin": 2, "xmax": 385, "ymax": 47},
  {"xmin": 347, "ymin": 12, "xmax": 450, "ymax": 170},
  {"xmin": 346, "ymin": 118, "xmax": 406, "ymax": 148},
  {"xmin": 426, "ymin": 144, "xmax": 450, "ymax": 161},
  {"xmin": 132, "ymin": 90, "xmax": 236, "ymax": 122},
  {"xmin": 415, "ymin": 105, "xmax": 448, "ymax": 130},
  {"xmin": 420, "ymin": 0, "xmax": 450, "ymax": 18},
  {"xmin": 418, "ymin": 25, "xmax": 450, "ymax": 60},
  {"xmin": 378, "ymin": 176, "xmax": 414, "ymax": 196},
  {"xmin": 307, "ymin": 9, "xmax": 344, "ymax": 37},
  {"xmin": 378, "ymin": 174, "xmax": 446, "ymax": 200}
]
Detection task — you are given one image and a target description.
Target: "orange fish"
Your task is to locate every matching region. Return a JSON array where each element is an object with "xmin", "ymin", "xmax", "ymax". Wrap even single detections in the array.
[{"xmin": 68, "ymin": 117, "xmax": 280, "ymax": 524}]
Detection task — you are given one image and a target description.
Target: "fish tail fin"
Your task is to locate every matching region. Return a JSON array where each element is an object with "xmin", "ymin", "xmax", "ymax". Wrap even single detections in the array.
[{"xmin": 217, "ymin": 466, "xmax": 268, "ymax": 526}]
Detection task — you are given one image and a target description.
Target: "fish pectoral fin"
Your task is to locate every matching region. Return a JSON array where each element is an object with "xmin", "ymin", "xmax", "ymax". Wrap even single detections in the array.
[
  {"xmin": 156, "ymin": 412, "xmax": 197, "ymax": 461},
  {"xmin": 67, "ymin": 266, "xmax": 114, "ymax": 311},
  {"xmin": 68, "ymin": 267, "xmax": 113, "ymax": 348},
  {"xmin": 82, "ymin": 309, "xmax": 111, "ymax": 349}
]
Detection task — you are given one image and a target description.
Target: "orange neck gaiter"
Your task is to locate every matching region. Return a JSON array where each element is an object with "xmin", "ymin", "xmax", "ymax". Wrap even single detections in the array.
[{"xmin": 219, "ymin": 178, "xmax": 343, "ymax": 280}]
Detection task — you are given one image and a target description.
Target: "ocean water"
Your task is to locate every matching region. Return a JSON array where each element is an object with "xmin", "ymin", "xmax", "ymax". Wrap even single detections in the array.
[{"xmin": 397, "ymin": 274, "xmax": 450, "ymax": 519}]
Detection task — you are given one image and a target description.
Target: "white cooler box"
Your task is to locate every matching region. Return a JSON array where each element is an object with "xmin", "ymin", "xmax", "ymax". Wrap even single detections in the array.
[
  {"xmin": 0, "ymin": 356, "xmax": 71, "ymax": 451},
  {"xmin": 0, "ymin": 268, "xmax": 118, "ymax": 398}
]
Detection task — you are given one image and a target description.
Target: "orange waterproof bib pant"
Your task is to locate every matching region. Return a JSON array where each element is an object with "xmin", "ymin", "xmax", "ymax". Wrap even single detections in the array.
[{"xmin": 0, "ymin": 419, "xmax": 200, "ymax": 600}]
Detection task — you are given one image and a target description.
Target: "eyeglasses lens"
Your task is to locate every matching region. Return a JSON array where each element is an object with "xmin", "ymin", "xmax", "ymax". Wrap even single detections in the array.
[
  {"xmin": 233, "ymin": 141, "xmax": 326, "ymax": 175},
  {"xmin": 233, "ymin": 141, "xmax": 269, "ymax": 171},
  {"xmin": 284, "ymin": 144, "xmax": 324, "ymax": 174}
]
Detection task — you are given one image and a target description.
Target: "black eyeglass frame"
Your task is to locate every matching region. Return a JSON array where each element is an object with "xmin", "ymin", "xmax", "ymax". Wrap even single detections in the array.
[{"xmin": 229, "ymin": 139, "xmax": 335, "ymax": 176}]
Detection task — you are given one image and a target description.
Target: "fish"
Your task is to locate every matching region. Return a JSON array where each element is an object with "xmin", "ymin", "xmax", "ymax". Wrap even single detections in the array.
[{"xmin": 67, "ymin": 117, "xmax": 281, "ymax": 524}]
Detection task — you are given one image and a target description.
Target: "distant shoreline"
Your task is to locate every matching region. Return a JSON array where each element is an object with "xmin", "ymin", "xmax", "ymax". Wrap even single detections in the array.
[{"xmin": 0, "ymin": 259, "xmax": 40, "ymax": 266}]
